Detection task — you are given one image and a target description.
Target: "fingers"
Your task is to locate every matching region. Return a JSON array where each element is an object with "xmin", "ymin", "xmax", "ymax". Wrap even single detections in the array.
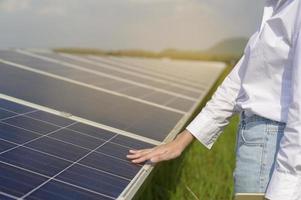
[
  {"xmin": 127, "ymin": 149, "xmax": 156, "ymax": 163},
  {"xmin": 127, "ymin": 147, "xmax": 166, "ymax": 164},
  {"xmin": 128, "ymin": 149, "xmax": 140, "ymax": 153},
  {"xmin": 130, "ymin": 152, "xmax": 157, "ymax": 163},
  {"xmin": 126, "ymin": 148, "xmax": 152, "ymax": 159},
  {"xmin": 126, "ymin": 140, "xmax": 183, "ymax": 164}
]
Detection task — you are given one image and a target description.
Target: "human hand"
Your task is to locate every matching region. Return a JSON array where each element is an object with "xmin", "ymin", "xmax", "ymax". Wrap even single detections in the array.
[{"xmin": 126, "ymin": 129, "xmax": 194, "ymax": 164}]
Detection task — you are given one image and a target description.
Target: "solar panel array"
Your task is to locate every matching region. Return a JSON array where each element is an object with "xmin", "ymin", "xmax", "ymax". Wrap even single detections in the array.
[{"xmin": 0, "ymin": 49, "xmax": 226, "ymax": 200}]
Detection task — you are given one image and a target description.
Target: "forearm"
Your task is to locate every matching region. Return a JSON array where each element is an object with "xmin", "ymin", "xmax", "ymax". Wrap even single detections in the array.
[
  {"xmin": 173, "ymin": 129, "xmax": 195, "ymax": 152},
  {"xmin": 185, "ymin": 55, "xmax": 244, "ymax": 149}
]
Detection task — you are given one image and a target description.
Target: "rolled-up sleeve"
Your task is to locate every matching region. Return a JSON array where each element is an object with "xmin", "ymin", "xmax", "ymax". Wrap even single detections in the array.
[
  {"xmin": 265, "ymin": 29, "xmax": 301, "ymax": 199},
  {"xmin": 185, "ymin": 55, "xmax": 245, "ymax": 149}
]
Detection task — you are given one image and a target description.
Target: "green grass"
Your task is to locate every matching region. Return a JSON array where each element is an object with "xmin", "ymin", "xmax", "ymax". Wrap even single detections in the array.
[{"xmin": 134, "ymin": 62, "xmax": 240, "ymax": 200}]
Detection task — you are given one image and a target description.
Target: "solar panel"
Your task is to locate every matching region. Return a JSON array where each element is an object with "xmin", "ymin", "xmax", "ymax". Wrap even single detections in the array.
[
  {"xmin": 87, "ymin": 55, "xmax": 206, "ymax": 90},
  {"xmin": 0, "ymin": 62, "xmax": 183, "ymax": 141},
  {"xmin": 0, "ymin": 98, "xmax": 154, "ymax": 199},
  {"xmin": 0, "ymin": 50, "xmax": 197, "ymax": 114},
  {"xmin": 105, "ymin": 56, "xmax": 211, "ymax": 88},
  {"xmin": 0, "ymin": 49, "xmax": 226, "ymax": 199}
]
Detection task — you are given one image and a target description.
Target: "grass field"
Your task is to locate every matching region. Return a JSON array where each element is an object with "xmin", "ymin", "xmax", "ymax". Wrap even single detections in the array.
[{"xmin": 134, "ymin": 63, "xmax": 240, "ymax": 200}]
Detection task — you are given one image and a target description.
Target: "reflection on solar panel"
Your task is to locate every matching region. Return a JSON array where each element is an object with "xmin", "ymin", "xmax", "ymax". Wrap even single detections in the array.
[{"xmin": 0, "ymin": 49, "xmax": 226, "ymax": 199}]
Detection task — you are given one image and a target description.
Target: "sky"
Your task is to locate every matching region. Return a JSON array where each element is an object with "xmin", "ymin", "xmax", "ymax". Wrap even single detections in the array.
[{"xmin": 0, "ymin": 0, "xmax": 265, "ymax": 51}]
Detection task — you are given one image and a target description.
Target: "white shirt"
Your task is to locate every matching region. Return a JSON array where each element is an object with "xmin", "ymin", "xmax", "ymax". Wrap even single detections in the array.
[{"xmin": 185, "ymin": 0, "xmax": 301, "ymax": 199}]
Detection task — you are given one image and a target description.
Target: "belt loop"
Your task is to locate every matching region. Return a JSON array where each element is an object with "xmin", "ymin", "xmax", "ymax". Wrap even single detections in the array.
[
  {"xmin": 239, "ymin": 111, "xmax": 245, "ymax": 128},
  {"xmin": 240, "ymin": 110, "xmax": 245, "ymax": 121}
]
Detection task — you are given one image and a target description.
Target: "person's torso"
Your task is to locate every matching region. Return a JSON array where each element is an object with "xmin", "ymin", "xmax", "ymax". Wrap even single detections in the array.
[{"xmin": 235, "ymin": 0, "xmax": 301, "ymax": 122}]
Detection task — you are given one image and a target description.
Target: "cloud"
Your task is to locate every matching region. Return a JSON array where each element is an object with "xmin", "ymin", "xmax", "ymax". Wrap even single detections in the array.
[
  {"xmin": 35, "ymin": 1, "xmax": 68, "ymax": 16},
  {"xmin": 0, "ymin": 0, "xmax": 264, "ymax": 51},
  {"xmin": 128, "ymin": 0, "xmax": 176, "ymax": 3},
  {"xmin": 0, "ymin": 0, "xmax": 77, "ymax": 16},
  {"xmin": 0, "ymin": 0, "xmax": 32, "ymax": 12}
]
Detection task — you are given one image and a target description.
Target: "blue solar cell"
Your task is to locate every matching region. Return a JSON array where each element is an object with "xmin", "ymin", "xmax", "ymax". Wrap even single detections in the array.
[
  {"xmin": 68, "ymin": 123, "xmax": 116, "ymax": 141},
  {"xmin": 96, "ymin": 142, "xmax": 132, "ymax": 161},
  {"xmin": 26, "ymin": 110, "xmax": 74, "ymax": 127},
  {"xmin": 57, "ymin": 164, "xmax": 129, "ymax": 198},
  {"xmin": 142, "ymin": 92, "xmax": 175, "ymax": 105},
  {"xmin": 0, "ymin": 123, "xmax": 40, "ymax": 144},
  {"xmin": 25, "ymin": 137, "xmax": 90, "ymax": 161},
  {"xmin": 125, "ymin": 109, "xmax": 180, "ymax": 141},
  {"xmin": 121, "ymin": 86, "xmax": 154, "ymax": 98},
  {"xmin": 0, "ymin": 147, "xmax": 71, "ymax": 177},
  {"xmin": 0, "ymin": 109, "xmax": 16, "ymax": 120},
  {"xmin": 26, "ymin": 180, "xmax": 113, "ymax": 200},
  {"xmin": 167, "ymin": 86, "xmax": 201, "ymax": 98},
  {"xmin": 49, "ymin": 128, "xmax": 106, "ymax": 149},
  {"xmin": 3, "ymin": 116, "xmax": 59, "ymax": 135},
  {"xmin": 111, "ymin": 135, "xmax": 155, "ymax": 150},
  {"xmin": 0, "ymin": 163, "xmax": 47, "ymax": 197},
  {"xmin": 166, "ymin": 97, "xmax": 195, "ymax": 112},
  {"xmin": 0, "ymin": 194, "xmax": 15, "ymax": 200},
  {"xmin": 79, "ymin": 152, "xmax": 141, "ymax": 180},
  {"xmin": 0, "ymin": 51, "xmax": 75, "ymax": 77},
  {"xmin": 0, "ymin": 99, "xmax": 35, "ymax": 114},
  {"xmin": 0, "ymin": 140, "xmax": 16, "ymax": 152}
]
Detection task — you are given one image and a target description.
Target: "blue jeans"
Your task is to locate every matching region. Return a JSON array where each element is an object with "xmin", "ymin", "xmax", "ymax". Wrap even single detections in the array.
[{"xmin": 234, "ymin": 110, "xmax": 286, "ymax": 193}]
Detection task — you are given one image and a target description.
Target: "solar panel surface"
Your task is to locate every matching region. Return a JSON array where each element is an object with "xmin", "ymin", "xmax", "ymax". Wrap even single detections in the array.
[
  {"xmin": 0, "ymin": 98, "xmax": 154, "ymax": 200},
  {"xmin": 0, "ymin": 49, "xmax": 226, "ymax": 199},
  {"xmin": 0, "ymin": 50, "xmax": 198, "ymax": 112},
  {"xmin": 0, "ymin": 62, "xmax": 183, "ymax": 141}
]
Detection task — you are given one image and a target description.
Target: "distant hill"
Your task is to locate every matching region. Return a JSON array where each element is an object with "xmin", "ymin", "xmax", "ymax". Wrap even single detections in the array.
[
  {"xmin": 158, "ymin": 37, "xmax": 247, "ymax": 62},
  {"xmin": 54, "ymin": 37, "xmax": 248, "ymax": 63},
  {"xmin": 205, "ymin": 37, "xmax": 248, "ymax": 57}
]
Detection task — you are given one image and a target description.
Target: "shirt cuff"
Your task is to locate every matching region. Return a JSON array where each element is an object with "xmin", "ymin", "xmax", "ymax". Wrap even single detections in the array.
[
  {"xmin": 185, "ymin": 110, "xmax": 221, "ymax": 150},
  {"xmin": 265, "ymin": 168, "xmax": 301, "ymax": 200}
]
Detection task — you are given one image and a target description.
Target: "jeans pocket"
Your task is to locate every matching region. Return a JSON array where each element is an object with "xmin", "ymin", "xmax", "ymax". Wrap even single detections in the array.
[{"xmin": 240, "ymin": 121, "xmax": 266, "ymax": 146}]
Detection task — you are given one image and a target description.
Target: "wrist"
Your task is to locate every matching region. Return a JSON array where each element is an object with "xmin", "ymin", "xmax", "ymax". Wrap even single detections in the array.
[{"xmin": 174, "ymin": 129, "xmax": 194, "ymax": 152}]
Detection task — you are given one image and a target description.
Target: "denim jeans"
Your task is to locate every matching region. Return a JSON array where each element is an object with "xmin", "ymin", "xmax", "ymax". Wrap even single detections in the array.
[{"xmin": 233, "ymin": 110, "xmax": 286, "ymax": 194}]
